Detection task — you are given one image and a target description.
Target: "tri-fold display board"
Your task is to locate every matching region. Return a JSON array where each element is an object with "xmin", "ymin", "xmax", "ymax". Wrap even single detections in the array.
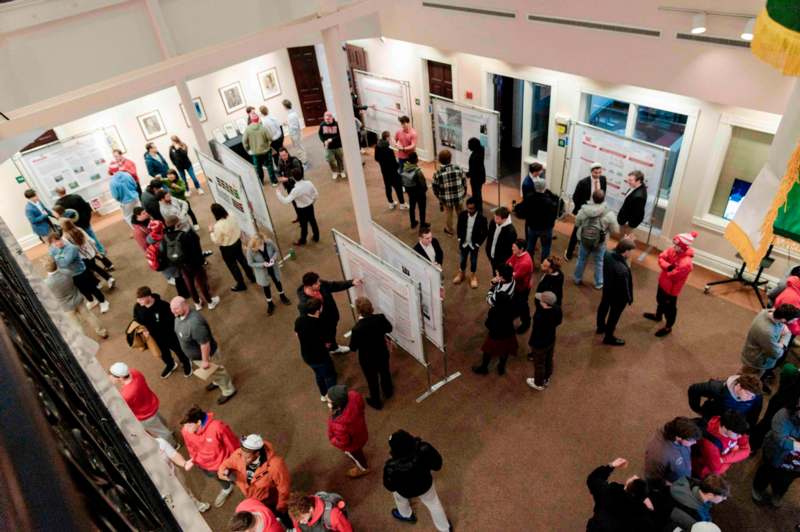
[
  {"xmin": 196, "ymin": 151, "xmax": 257, "ymax": 237},
  {"xmin": 353, "ymin": 69, "xmax": 413, "ymax": 135}
]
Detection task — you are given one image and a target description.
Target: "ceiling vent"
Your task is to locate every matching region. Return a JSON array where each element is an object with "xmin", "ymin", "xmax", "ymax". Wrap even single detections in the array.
[
  {"xmin": 675, "ymin": 32, "xmax": 751, "ymax": 48},
  {"xmin": 527, "ymin": 14, "xmax": 661, "ymax": 37},
  {"xmin": 421, "ymin": 2, "xmax": 516, "ymax": 19}
]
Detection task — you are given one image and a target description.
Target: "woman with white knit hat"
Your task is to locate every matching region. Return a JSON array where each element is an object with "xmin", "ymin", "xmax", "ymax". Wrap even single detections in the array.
[{"xmin": 644, "ymin": 231, "xmax": 698, "ymax": 337}]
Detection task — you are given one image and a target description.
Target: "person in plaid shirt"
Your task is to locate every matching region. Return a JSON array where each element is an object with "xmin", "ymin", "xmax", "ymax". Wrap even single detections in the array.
[{"xmin": 432, "ymin": 149, "xmax": 467, "ymax": 235}]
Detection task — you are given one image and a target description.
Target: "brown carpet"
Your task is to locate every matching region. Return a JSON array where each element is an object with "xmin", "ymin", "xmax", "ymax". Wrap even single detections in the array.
[{"xmin": 83, "ymin": 136, "xmax": 796, "ymax": 531}]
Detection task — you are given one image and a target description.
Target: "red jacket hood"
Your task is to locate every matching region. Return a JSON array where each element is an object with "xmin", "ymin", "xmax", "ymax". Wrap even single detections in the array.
[{"xmin": 787, "ymin": 276, "xmax": 800, "ymax": 291}]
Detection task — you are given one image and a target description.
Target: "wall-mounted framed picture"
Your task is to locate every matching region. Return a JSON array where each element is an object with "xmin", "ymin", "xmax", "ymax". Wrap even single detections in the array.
[
  {"xmin": 103, "ymin": 125, "xmax": 126, "ymax": 153},
  {"xmin": 136, "ymin": 110, "xmax": 167, "ymax": 140},
  {"xmin": 257, "ymin": 67, "xmax": 281, "ymax": 100},
  {"xmin": 219, "ymin": 81, "xmax": 246, "ymax": 114},
  {"xmin": 235, "ymin": 117, "xmax": 248, "ymax": 134},
  {"xmin": 180, "ymin": 97, "xmax": 208, "ymax": 127}
]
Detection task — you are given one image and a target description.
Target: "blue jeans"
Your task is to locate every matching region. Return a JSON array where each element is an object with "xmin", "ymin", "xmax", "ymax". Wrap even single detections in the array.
[
  {"xmin": 84, "ymin": 226, "xmax": 106, "ymax": 255},
  {"xmin": 309, "ymin": 360, "xmax": 337, "ymax": 396},
  {"xmin": 459, "ymin": 245, "xmax": 479, "ymax": 273},
  {"xmin": 177, "ymin": 164, "xmax": 202, "ymax": 190},
  {"xmin": 574, "ymin": 241, "xmax": 606, "ymax": 288},
  {"xmin": 526, "ymin": 227, "xmax": 552, "ymax": 263}
]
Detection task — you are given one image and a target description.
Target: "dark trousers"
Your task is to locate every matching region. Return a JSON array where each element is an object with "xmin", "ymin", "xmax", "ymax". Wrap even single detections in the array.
[
  {"xmin": 182, "ymin": 266, "xmax": 212, "ymax": 304},
  {"xmin": 513, "ymin": 289, "xmax": 531, "ymax": 328},
  {"xmin": 382, "ymin": 171, "xmax": 404, "ymax": 204},
  {"xmin": 187, "ymin": 204, "xmax": 198, "ymax": 225},
  {"xmin": 567, "ymin": 225, "xmax": 579, "ymax": 259},
  {"xmin": 531, "ymin": 342, "xmax": 555, "ymax": 386},
  {"xmin": 220, "ymin": 240, "xmax": 255, "ymax": 288},
  {"xmin": 361, "ymin": 357, "xmax": 393, "ymax": 404},
  {"xmin": 201, "ymin": 467, "xmax": 232, "ymax": 491},
  {"xmin": 270, "ymin": 135, "xmax": 284, "ymax": 165},
  {"xmin": 349, "ymin": 448, "xmax": 368, "ymax": 469},
  {"xmin": 526, "ymin": 227, "xmax": 553, "ymax": 263},
  {"xmin": 470, "ymin": 178, "xmax": 484, "ymax": 212},
  {"xmin": 155, "ymin": 335, "xmax": 191, "ymax": 371},
  {"xmin": 753, "ymin": 461, "xmax": 800, "ymax": 498},
  {"xmin": 252, "ymin": 153, "xmax": 277, "ymax": 185},
  {"xmin": 73, "ymin": 270, "xmax": 105, "ymax": 303},
  {"xmin": 459, "ymin": 246, "xmax": 480, "ymax": 273},
  {"xmin": 83, "ymin": 258, "xmax": 111, "ymax": 281},
  {"xmin": 597, "ymin": 294, "xmax": 626, "ymax": 340},
  {"xmin": 309, "ymin": 360, "xmax": 337, "ymax": 396},
  {"xmin": 297, "ymin": 204, "xmax": 320, "ymax": 243},
  {"xmin": 407, "ymin": 189, "xmax": 426, "ymax": 227},
  {"xmin": 262, "ymin": 269, "xmax": 283, "ymax": 302},
  {"xmin": 655, "ymin": 286, "xmax": 678, "ymax": 328}
]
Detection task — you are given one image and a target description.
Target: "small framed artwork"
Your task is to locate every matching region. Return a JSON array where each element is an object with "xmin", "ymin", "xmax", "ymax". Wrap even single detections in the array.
[
  {"xmin": 103, "ymin": 125, "xmax": 126, "ymax": 153},
  {"xmin": 137, "ymin": 110, "xmax": 167, "ymax": 140},
  {"xmin": 257, "ymin": 67, "xmax": 281, "ymax": 100},
  {"xmin": 212, "ymin": 128, "xmax": 227, "ymax": 143},
  {"xmin": 235, "ymin": 117, "xmax": 248, "ymax": 134},
  {"xmin": 180, "ymin": 97, "xmax": 208, "ymax": 127},
  {"xmin": 223, "ymin": 123, "xmax": 238, "ymax": 140},
  {"xmin": 219, "ymin": 81, "xmax": 246, "ymax": 114}
]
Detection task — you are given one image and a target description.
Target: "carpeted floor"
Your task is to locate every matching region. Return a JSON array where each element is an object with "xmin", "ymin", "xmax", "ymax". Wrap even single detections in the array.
[{"xmin": 79, "ymin": 134, "xmax": 797, "ymax": 531}]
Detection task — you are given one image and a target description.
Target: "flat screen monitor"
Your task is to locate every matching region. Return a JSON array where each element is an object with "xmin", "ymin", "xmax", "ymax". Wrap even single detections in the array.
[{"xmin": 723, "ymin": 178, "xmax": 752, "ymax": 220}]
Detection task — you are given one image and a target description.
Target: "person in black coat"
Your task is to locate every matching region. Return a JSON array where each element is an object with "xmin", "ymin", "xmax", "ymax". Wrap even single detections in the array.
[
  {"xmin": 617, "ymin": 170, "xmax": 648, "ymax": 237},
  {"xmin": 384, "ymin": 429, "xmax": 450, "ymax": 529},
  {"xmin": 485, "ymin": 206, "xmax": 517, "ymax": 274},
  {"xmin": 586, "ymin": 457, "xmax": 655, "ymax": 532},
  {"xmin": 141, "ymin": 179, "xmax": 165, "ymax": 222},
  {"xmin": 466, "ymin": 137, "xmax": 486, "ymax": 212},
  {"xmin": 597, "ymin": 239, "xmax": 635, "ymax": 346},
  {"xmin": 413, "ymin": 225, "xmax": 443, "ymax": 266},
  {"xmin": 349, "ymin": 297, "xmax": 394, "ymax": 410},
  {"xmin": 162, "ymin": 216, "xmax": 218, "ymax": 310},
  {"xmin": 473, "ymin": 264, "xmax": 517, "ymax": 376},
  {"xmin": 454, "ymin": 197, "xmax": 488, "ymax": 287},
  {"xmin": 133, "ymin": 286, "xmax": 191, "ymax": 378},
  {"xmin": 296, "ymin": 272, "xmax": 361, "ymax": 353},
  {"xmin": 535, "ymin": 255, "xmax": 565, "ymax": 309},
  {"xmin": 567, "ymin": 163, "xmax": 607, "ymax": 260},
  {"xmin": 54, "ymin": 188, "xmax": 93, "ymax": 231},
  {"xmin": 513, "ymin": 179, "xmax": 559, "ymax": 263},
  {"xmin": 375, "ymin": 131, "xmax": 405, "ymax": 208}
]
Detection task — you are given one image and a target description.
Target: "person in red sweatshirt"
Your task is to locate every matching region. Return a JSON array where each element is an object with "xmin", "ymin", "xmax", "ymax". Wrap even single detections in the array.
[
  {"xmin": 109, "ymin": 362, "xmax": 175, "ymax": 446},
  {"xmin": 180, "ymin": 405, "xmax": 239, "ymax": 508},
  {"xmin": 326, "ymin": 384, "xmax": 369, "ymax": 478},
  {"xmin": 288, "ymin": 492, "xmax": 353, "ymax": 532},
  {"xmin": 691, "ymin": 410, "xmax": 751, "ymax": 479},
  {"xmin": 506, "ymin": 238, "xmax": 534, "ymax": 334},
  {"xmin": 229, "ymin": 498, "xmax": 285, "ymax": 532},
  {"xmin": 776, "ymin": 276, "xmax": 800, "ymax": 309},
  {"xmin": 643, "ymin": 231, "xmax": 697, "ymax": 337}
]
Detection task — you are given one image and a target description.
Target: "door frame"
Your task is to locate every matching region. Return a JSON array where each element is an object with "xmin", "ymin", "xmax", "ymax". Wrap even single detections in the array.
[{"xmin": 420, "ymin": 56, "xmax": 457, "ymax": 161}]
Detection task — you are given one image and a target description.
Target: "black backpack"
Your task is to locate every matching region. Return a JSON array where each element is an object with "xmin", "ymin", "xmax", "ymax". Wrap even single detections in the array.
[{"xmin": 163, "ymin": 231, "xmax": 185, "ymax": 267}]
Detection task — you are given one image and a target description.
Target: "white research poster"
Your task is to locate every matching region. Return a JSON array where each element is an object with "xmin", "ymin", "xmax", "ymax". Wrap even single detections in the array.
[
  {"xmin": 354, "ymin": 70, "xmax": 412, "ymax": 135},
  {"xmin": 333, "ymin": 229, "xmax": 426, "ymax": 366},
  {"xmin": 566, "ymin": 122, "xmax": 668, "ymax": 226},
  {"xmin": 372, "ymin": 222, "xmax": 445, "ymax": 352},
  {"xmin": 196, "ymin": 151, "xmax": 257, "ymax": 237},
  {"xmin": 432, "ymin": 96, "xmax": 499, "ymax": 182}
]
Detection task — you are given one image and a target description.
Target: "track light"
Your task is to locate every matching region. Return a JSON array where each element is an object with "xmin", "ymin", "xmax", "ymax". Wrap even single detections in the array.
[
  {"xmin": 741, "ymin": 18, "xmax": 755, "ymax": 41},
  {"xmin": 691, "ymin": 12, "xmax": 707, "ymax": 34}
]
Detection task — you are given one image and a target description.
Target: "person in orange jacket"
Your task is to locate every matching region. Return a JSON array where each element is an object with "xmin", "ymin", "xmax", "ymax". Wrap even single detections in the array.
[
  {"xmin": 228, "ymin": 498, "xmax": 285, "ymax": 532},
  {"xmin": 180, "ymin": 406, "xmax": 239, "ymax": 508},
  {"xmin": 691, "ymin": 411, "xmax": 751, "ymax": 479},
  {"xmin": 288, "ymin": 492, "xmax": 353, "ymax": 532},
  {"xmin": 644, "ymin": 231, "xmax": 697, "ymax": 337},
  {"xmin": 326, "ymin": 384, "xmax": 370, "ymax": 478},
  {"xmin": 218, "ymin": 434, "xmax": 292, "ymax": 520}
]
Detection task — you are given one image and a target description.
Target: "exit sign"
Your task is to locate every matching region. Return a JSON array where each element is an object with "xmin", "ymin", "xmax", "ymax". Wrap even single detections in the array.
[{"xmin": 15, "ymin": 175, "xmax": 25, "ymax": 184}]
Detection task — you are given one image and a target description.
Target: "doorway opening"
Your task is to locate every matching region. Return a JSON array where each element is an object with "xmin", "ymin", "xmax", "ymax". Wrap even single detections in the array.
[{"xmin": 491, "ymin": 74, "xmax": 525, "ymax": 206}]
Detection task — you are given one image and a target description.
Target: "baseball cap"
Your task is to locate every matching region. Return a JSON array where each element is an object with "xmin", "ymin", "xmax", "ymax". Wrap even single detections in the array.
[{"xmin": 535, "ymin": 291, "xmax": 557, "ymax": 306}]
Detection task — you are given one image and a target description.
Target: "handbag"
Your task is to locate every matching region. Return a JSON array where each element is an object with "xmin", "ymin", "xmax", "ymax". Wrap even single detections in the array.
[{"xmin": 125, "ymin": 320, "xmax": 162, "ymax": 359}]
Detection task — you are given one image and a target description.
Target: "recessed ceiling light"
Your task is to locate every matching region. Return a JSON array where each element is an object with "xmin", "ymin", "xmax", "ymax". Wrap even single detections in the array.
[{"xmin": 691, "ymin": 12, "xmax": 707, "ymax": 34}]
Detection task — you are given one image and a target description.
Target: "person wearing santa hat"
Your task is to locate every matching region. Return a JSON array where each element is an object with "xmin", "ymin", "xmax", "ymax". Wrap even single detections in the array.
[{"xmin": 644, "ymin": 231, "xmax": 698, "ymax": 337}]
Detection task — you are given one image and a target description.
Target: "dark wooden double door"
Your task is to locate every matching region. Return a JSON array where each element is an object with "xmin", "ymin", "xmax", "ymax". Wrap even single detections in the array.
[{"xmin": 288, "ymin": 46, "xmax": 326, "ymax": 126}]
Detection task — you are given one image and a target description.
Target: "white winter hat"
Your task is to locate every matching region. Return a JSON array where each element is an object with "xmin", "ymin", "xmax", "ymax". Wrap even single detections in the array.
[
  {"xmin": 241, "ymin": 434, "xmax": 264, "ymax": 451},
  {"xmin": 590, "ymin": 162, "xmax": 603, "ymax": 170},
  {"xmin": 109, "ymin": 362, "xmax": 129, "ymax": 377},
  {"xmin": 690, "ymin": 523, "xmax": 721, "ymax": 532}
]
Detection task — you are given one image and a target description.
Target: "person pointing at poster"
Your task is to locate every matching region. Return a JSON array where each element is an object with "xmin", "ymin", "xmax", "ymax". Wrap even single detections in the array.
[{"xmin": 297, "ymin": 272, "xmax": 363, "ymax": 355}]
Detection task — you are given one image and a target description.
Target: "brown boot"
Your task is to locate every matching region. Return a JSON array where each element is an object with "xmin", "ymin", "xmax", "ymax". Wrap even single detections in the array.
[
  {"xmin": 347, "ymin": 466, "xmax": 370, "ymax": 478},
  {"xmin": 469, "ymin": 274, "xmax": 479, "ymax": 289},
  {"xmin": 453, "ymin": 271, "xmax": 465, "ymax": 285}
]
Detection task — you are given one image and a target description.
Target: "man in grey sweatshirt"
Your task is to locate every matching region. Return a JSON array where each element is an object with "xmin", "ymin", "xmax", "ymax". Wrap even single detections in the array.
[
  {"xmin": 573, "ymin": 189, "xmax": 620, "ymax": 289},
  {"xmin": 668, "ymin": 475, "xmax": 729, "ymax": 530},
  {"xmin": 644, "ymin": 416, "xmax": 701, "ymax": 486}
]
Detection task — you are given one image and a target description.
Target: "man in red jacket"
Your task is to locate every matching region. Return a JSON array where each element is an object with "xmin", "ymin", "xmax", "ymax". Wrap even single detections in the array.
[
  {"xmin": 109, "ymin": 362, "xmax": 175, "ymax": 446},
  {"xmin": 326, "ymin": 384, "xmax": 369, "ymax": 478},
  {"xmin": 691, "ymin": 410, "xmax": 751, "ymax": 479},
  {"xmin": 288, "ymin": 492, "xmax": 353, "ymax": 532},
  {"xmin": 229, "ymin": 498, "xmax": 285, "ymax": 532},
  {"xmin": 643, "ymin": 231, "xmax": 697, "ymax": 337},
  {"xmin": 180, "ymin": 405, "xmax": 239, "ymax": 508},
  {"xmin": 506, "ymin": 238, "xmax": 534, "ymax": 334}
]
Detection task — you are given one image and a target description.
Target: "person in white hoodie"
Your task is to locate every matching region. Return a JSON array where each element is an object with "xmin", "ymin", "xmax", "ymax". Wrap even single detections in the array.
[{"xmin": 573, "ymin": 189, "xmax": 620, "ymax": 289}]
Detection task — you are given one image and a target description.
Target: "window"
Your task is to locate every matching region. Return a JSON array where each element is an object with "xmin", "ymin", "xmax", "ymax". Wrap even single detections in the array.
[
  {"xmin": 529, "ymin": 82, "xmax": 551, "ymax": 157},
  {"xmin": 586, "ymin": 95, "xmax": 629, "ymax": 135},
  {"xmin": 633, "ymin": 107, "xmax": 688, "ymax": 198},
  {"xmin": 710, "ymin": 126, "xmax": 773, "ymax": 219}
]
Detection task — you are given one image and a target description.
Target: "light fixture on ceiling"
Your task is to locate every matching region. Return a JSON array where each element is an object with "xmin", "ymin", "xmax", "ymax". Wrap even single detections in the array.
[
  {"xmin": 741, "ymin": 18, "xmax": 755, "ymax": 41},
  {"xmin": 691, "ymin": 12, "xmax": 707, "ymax": 34}
]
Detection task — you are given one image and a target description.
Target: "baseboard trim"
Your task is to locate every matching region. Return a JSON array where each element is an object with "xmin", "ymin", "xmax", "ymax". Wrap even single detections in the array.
[
  {"xmin": 691, "ymin": 247, "xmax": 779, "ymax": 289},
  {"xmin": 19, "ymin": 234, "xmax": 40, "ymax": 251}
]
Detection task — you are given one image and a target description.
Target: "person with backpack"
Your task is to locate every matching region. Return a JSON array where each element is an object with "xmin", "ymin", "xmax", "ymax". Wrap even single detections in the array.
[
  {"xmin": 513, "ymin": 178, "xmax": 559, "ymax": 263},
  {"xmin": 573, "ymin": 189, "xmax": 619, "ymax": 289},
  {"xmin": 326, "ymin": 384, "xmax": 370, "ymax": 479},
  {"xmin": 566, "ymin": 162, "xmax": 606, "ymax": 260},
  {"xmin": 667, "ymin": 475, "xmax": 729, "ymax": 530},
  {"xmin": 400, "ymin": 152, "xmax": 428, "ymax": 229},
  {"xmin": 691, "ymin": 410, "xmax": 751, "ymax": 478},
  {"xmin": 162, "ymin": 215, "xmax": 219, "ymax": 311},
  {"xmin": 375, "ymin": 130, "xmax": 405, "ymax": 209},
  {"xmin": 752, "ymin": 404, "xmax": 800, "ymax": 507},
  {"xmin": 287, "ymin": 491, "xmax": 353, "ymax": 532},
  {"xmin": 384, "ymin": 429, "xmax": 451, "ymax": 531},
  {"xmin": 229, "ymin": 498, "xmax": 284, "ymax": 532},
  {"xmin": 348, "ymin": 297, "xmax": 394, "ymax": 410},
  {"xmin": 596, "ymin": 239, "xmax": 635, "ymax": 346},
  {"xmin": 643, "ymin": 231, "xmax": 698, "ymax": 337}
]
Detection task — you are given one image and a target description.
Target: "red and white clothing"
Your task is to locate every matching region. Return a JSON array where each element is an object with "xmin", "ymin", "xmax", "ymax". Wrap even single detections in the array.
[
  {"xmin": 108, "ymin": 157, "xmax": 140, "ymax": 182},
  {"xmin": 657, "ymin": 247, "xmax": 694, "ymax": 296}
]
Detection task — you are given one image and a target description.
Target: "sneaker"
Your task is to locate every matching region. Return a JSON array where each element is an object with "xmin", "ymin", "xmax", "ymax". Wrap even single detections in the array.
[
  {"xmin": 194, "ymin": 302, "xmax": 203, "ymax": 311},
  {"xmin": 346, "ymin": 466, "xmax": 369, "ymax": 478},
  {"xmin": 543, "ymin": 378, "xmax": 550, "ymax": 387},
  {"xmin": 563, "ymin": 251, "xmax": 572, "ymax": 261},
  {"xmin": 208, "ymin": 296, "xmax": 220, "ymax": 310},
  {"xmin": 573, "ymin": 279, "xmax": 583, "ymax": 286},
  {"xmin": 331, "ymin": 345, "xmax": 350, "ymax": 354},
  {"xmin": 197, "ymin": 189, "xmax": 205, "ymax": 195},
  {"xmin": 594, "ymin": 284, "xmax": 603, "ymax": 290},
  {"xmin": 603, "ymin": 336, "xmax": 625, "ymax": 346},
  {"xmin": 279, "ymin": 293, "xmax": 291, "ymax": 305},
  {"xmin": 391, "ymin": 508, "xmax": 418, "ymax": 523},
  {"xmin": 388, "ymin": 202, "xmax": 397, "ymax": 210},
  {"xmin": 267, "ymin": 301, "xmax": 276, "ymax": 315},
  {"xmin": 331, "ymin": 172, "xmax": 338, "ymax": 180},
  {"xmin": 183, "ymin": 365, "xmax": 193, "ymax": 377},
  {"xmin": 339, "ymin": 172, "xmax": 347, "ymax": 179},
  {"xmin": 193, "ymin": 224, "xmax": 200, "ymax": 232},
  {"xmin": 96, "ymin": 283, "xmax": 103, "ymax": 290},
  {"xmin": 643, "ymin": 312, "xmax": 661, "ymax": 322},
  {"xmin": 271, "ymin": 183, "xmax": 279, "ymax": 188},
  {"xmin": 195, "ymin": 501, "xmax": 210, "ymax": 513},
  {"xmin": 321, "ymin": 395, "xmax": 327, "ymax": 402},
  {"xmin": 97, "ymin": 329, "xmax": 109, "ymax": 339},
  {"xmin": 398, "ymin": 203, "xmax": 409, "ymax": 210},
  {"xmin": 86, "ymin": 300, "xmax": 99, "ymax": 310},
  {"xmin": 107, "ymin": 277, "xmax": 115, "ymax": 289},
  {"xmin": 214, "ymin": 485, "xmax": 234, "ymax": 507},
  {"xmin": 526, "ymin": 378, "xmax": 546, "ymax": 391},
  {"xmin": 217, "ymin": 390, "xmax": 237, "ymax": 404},
  {"xmin": 185, "ymin": 189, "xmax": 192, "ymax": 197},
  {"xmin": 202, "ymin": 250, "xmax": 213, "ymax": 257},
  {"xmin": 99, "ymin": 301, "xmax": 110, "ymax": 314},
  {"xmin": 167, "ymin": 277, "xmax": 176, "ymax": 286},
  {"xmin": 161, "ymin": 364, "xmax": 177, "ymax": 379},
  {"xmin": 231, "ymin": 285, "xmax": 246, "ymax": 292}
]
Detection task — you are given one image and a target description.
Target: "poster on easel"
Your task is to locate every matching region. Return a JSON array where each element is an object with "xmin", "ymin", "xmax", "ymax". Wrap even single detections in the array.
[
  {"xmin": 431, "ymin": 95, "xmax": 499, "ymax": 182},
  {"xmin": 332, "ymin": 229, "xmax": 426, "ymax": 366},
  {"xmin": 353, "ymin": 70, "xmax": 413, "ymax": 134},
  {"xmin": 195, "ymin": 151, "xmax": 257, "ymax": 237}
]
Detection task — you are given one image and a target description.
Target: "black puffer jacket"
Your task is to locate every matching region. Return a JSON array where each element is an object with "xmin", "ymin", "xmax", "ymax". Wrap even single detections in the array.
[
  {"xmin": 383, "ymin": 430, "xmax": 443, "ymax": 498},
  {"xmin": 602, "ymin": 250, "xmax": 633, "ymax": 305}
]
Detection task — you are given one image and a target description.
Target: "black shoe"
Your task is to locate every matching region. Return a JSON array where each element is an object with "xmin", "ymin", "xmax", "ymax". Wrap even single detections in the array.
[
  {"xmin": 516, "ymin": 322, "xmax": 531, "ymax": 335},
  {"xmin": 217, "ymin": 390, "xmax": 237, "ymax": 404},
  {"xmin": 391, "ymin": 509, "xmax": 417, "ymax": 523},
  {"xmin": 279, "ymin": 293, "xmax": 291, "ymax": 305},
  {"xmin": 161, "ymin": 364, "xmax": 177, "ymax": 379},
  {"xmin": 472, "ymin": 365, "xmax": 489, "ymax": 375},
  {"xmin": 231, "ymin": 285, "xmax": 246, "ymax": 292},
  {"xmin": 410, "ymin": 221, "xmax": 418, "ymax": 229},
  {"xmin": 603, "ymin": 336, "xmax": 625, "ymax": 346},
  {"xmin": 383, "ymin": 390, "xmax": 394, "ymax": 400},
  {"xmin": 655, "ymin": 327, "xmax": 672, "ymax": 337},
  {"xmin": 595, "ymin": 327, "xmax": 605, "ymax": 335},
  {"xmin": 267, "ymin": 301, "xmax": 276, "ymax": 315},
  {"xmin": 312, "ymin": 236, "xmax": 320, "ymax": 243},
  {"xmin": 206, "ymin": 382, "xmax": 219, "ymax": 391},
  {"xmin": 366, "ymin": 398, "xmax": 383, "ymax": 410},
  {"xmin": 183, "ymin": 365, "xmax": 193, "ymax": 377},
  {"xmin": 202, "ymin": 250, "xmax": 214, "ymax": 257},
  {"xmin": 497, "ymin": 364, "xmax": 506, "ymax": 376},
  {"xmin": 643, "ymin": 312, "xmax": 661, "ymax": 322}
]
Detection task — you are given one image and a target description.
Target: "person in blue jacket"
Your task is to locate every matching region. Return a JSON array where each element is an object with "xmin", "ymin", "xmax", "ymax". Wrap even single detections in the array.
[
  {"xmin": 109, "ymin": 171, "xmax": 141, "ymax": 227},
  {"xmin": 144, "ymin": 142, "xmax": 170, "ymax": 179},
  {"xmin": 47, "ymin": 232, "xmax": 109, "ymax": 313},
  {"xmin": 752, "ymin": 405, "xmax": 800, "ymax": 507},
  {"xmin": 24, "ymin": 189, "xmax": 56, "ymax": 241}
]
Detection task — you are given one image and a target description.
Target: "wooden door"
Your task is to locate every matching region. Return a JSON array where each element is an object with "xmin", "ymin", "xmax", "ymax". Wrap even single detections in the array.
[
  {"xmin": 427, "ymin": 60, "xmax": 453, "ymax": 99},
  {"xmin": 287, "ymin": 46, "xmax": 327, "ymax": 126},
  {"xmin": 345, "ymin": 44, "xmax": 368, "ymax": 93}
]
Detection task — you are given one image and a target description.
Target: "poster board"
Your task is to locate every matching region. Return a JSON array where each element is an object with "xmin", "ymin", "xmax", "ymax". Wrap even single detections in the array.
[
  {"xmin": 565, "ymin": 122, "xmax": 669, "ymax": 225},
  {"xmin": 431, "ymin": 95, "xmax": 499, "ymax": 182},
  {"xmin": 195, "ymin": 151, "xmax": 257, "ymax": 237},
  {"xmin": 332, "ymin": 229, "xmax": 426, "ymax": 366},
  {"xmin": 353, "ymin": 69, "xmax": 413, "ymax": 134},
  {"xmin": 371, "ymin": 222, "xmax": 445, "ymax": 352}
]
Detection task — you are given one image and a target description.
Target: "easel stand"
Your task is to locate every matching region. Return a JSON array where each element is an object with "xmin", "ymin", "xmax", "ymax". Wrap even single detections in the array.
[
  {"xmin": 704, "ymin": 244, "xmax": 775, "ymax": 308},
  {"xmin": 416, "ymin": 350, "xmax": 461, "ymax": 403}
]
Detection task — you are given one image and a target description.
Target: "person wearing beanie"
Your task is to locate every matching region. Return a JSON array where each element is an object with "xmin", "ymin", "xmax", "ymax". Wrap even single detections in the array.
[
  {"xmin": 108, "ymin": 362, "xmax": 175, "ymax": 446},
  {"xmin": 597, "ymin": 239, "xmax": 635, "ymax": 346},
  {"xmin": 472, "ymin": 263, "xmax": 517, "ymax": 376},
  {"xmin": 218, "ymin": 434, "xmax": 292, "ymax": 524},
  {"xmin": 325, "ymin": 384, "xmax": 370, "ymax": 478},
  {"xmin": 643, "ymin": 231, "xmax": 697, "ymax": 337},
  {"xmin": 585, "ymin": 457, "xmax": 655, "ymax": 531},
  {"xmin": 384, "ymin": 429, "xmax": 451, "ymax": 531},
  {"xmin": 526, "ymin": 291, "xmax": 563, "ymax": 391}
]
